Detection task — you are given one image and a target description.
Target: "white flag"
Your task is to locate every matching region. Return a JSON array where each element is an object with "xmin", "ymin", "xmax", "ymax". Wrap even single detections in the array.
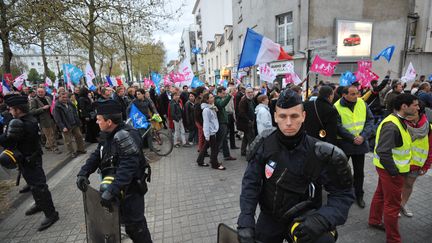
[
  {"xmin": 401, "ymin": 62, "xmax": 416, "ymax": 83},
  {"xmin": 45, "ymin": 76, "xmax": 53, "ymax": 86},
  {"xmin": 54, "ymin": 78, "xmax": 59, "ymax": 89},
  {"xmin": 258, "ymin": 63, "xmax": 276, "ymax": 83},
  {"xmin": 178, "ymin": 59, "xmax": 194, "ymax": 87},
  {"xmin": 86, "ymin": 63, "xmax": 96, "ymax": 88},
  {"xmin": 13, "ymin": 73, "xmax": 27, "ymax": 90}
]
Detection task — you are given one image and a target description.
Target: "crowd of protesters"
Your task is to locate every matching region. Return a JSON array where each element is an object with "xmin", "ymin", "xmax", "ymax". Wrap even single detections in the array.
[{"xmin": 0, "ymin": 72, "xmax": 430, "ymax": 243}]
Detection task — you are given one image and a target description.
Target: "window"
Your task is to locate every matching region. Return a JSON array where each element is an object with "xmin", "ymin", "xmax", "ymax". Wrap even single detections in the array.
[
  {"xmin": 208, "ymin": 60, "xmax": 211, "ymax": 74},
  {"xmin": 31, "ymin": 62, "xmax": 34, "ymax": 66},
  {"xmin": 225, "ymin": 50, "xmax": 229, "ymax": 65},
  {"xmin": 276, "ymin": 12, "xmax": 294, "ymax": 52},
  {"xmin": 38, "ymin": 62, "xmax": 41, "ymax": 66},
  {"xmin": 238, "ymin": 34, "xmax": 243, "ymax": 55}
]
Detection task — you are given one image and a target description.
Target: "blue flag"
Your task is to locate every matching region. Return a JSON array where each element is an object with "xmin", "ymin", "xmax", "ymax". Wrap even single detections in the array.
[
  {"xmin": 45, "ymin": 87, "xmax": 53, "ymax": 95},
  {"xmin": 192, "ymin": 47, "xmax": 201, "ymax": 54},
  {"xmin": 151, "ymin": 72, "xmax": 162, "ymax": 95},
  {"xmin": 191, "ymin": 77, "xmax": 204, "ymax": 88},
  {"xmin": 62, "ymin": 64, "xmax": 84, "ymax": 85},
  {"xmin": 151, "ymin": 72, "xmax": 161, "ymax": 85},
  {"xmin": 89, "ymin": 85, "xmax": 97, "ymax": 91},
  {"xmin": 129, "ymin": 104, "xmax": 149, "ymax": 129},
  {"xmin": 340, "ymin": 71, "xmax": 356, "ymax": 86},
  {"xmin": 373, "ymin": 45, "xmax": 395, "ymax": 63}
]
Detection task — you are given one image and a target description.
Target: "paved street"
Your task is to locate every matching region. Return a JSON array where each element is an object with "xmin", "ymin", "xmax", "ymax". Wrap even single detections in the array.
[{"xmin": 0, "ymin": 141, "xmax": 432, "ymax": 242}]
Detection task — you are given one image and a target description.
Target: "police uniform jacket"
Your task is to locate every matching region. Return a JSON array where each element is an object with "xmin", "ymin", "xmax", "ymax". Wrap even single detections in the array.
[
  {"xmin": 238, "ymin": 130, "xmax": 354, "ymax": 229},
  {"xmin": 77, "ymin": 123, "xmax": 145, "ymax": 196},
  {"xmin": 0, "ymin": 114, "xmax": 42, "ymax": 159}
]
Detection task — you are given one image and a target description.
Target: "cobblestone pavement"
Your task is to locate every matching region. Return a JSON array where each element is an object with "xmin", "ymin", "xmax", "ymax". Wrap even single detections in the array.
[{"xmin": 0, "ymin": 142, "xmax": 431, "ymax": 242}]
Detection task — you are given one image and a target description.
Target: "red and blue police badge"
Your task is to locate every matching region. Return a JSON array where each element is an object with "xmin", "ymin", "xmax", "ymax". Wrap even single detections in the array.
[{"xmin": 265, "ymin": 160, "xmax": 277, "ymax": 179}]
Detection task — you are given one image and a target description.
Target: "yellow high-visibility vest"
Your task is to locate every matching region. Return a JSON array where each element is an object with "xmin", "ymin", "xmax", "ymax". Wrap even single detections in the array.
[
  {"xmin": 334, "ymin": 98, "xmax": 366, "ymax": 138},
  {"xmin": 373, "ymin": 114, "xmax": 411, "ymax": 173},
  {"xmin": 409, "ymin": 125, "xmax": 431, "ymax": 167}
]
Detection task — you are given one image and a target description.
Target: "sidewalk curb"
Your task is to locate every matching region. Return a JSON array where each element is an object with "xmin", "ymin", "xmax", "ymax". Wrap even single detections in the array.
[{"xmin": 0, "ymin": 144, "xmax": 91, "ymax": 224}]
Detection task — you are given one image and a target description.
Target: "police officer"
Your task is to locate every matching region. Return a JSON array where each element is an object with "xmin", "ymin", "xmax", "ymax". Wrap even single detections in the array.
[
  {"xmin": 76, "ymin": 100, "xmax": 152, "ymax": 243},
  {"xmin": 237, "ymin": 90, "xmax": 354, "ymax": 243},
  {"xmin": 0, "ymin": 95, "xmax": 59, "ymax": 231}
]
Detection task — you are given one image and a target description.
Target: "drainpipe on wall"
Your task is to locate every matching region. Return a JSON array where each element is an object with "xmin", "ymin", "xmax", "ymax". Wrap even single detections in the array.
[{"xmin": 401, "ymin": 0, "xmax": 419, "ymax": 76}]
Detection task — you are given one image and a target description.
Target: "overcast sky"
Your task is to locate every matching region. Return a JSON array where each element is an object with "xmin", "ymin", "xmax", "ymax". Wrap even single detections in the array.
[{"xmin": 154, "ymin": 0, "xmax": 195, "ymax": 64}]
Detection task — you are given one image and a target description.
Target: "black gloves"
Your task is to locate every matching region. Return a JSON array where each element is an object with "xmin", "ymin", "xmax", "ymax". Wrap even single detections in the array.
[
  {"xmin": 76, "ymin": 175, "xmax": 90, "ymax": 192},
  {"xmin": 293, "ymin": 214, "xmax": 330, "ymax": 243},
  {"xmin": 237, "ymin": 227, "xmax": 255, "ymax": 243},
  {"xmin": 100, "ymin": 190, "xmax": 115, "ymax": 211}
]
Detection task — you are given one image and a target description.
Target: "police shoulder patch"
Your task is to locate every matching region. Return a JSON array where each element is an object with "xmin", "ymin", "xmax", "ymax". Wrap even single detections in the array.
[{"xmin": 265, "ymin": 160, "xmax": 277, "ymax": 179}]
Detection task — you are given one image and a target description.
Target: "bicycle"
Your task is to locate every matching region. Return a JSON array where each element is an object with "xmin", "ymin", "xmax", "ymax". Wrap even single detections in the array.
[{"xmin": 126, "ymin": 118, "xmax": 173, "ymax": 156}]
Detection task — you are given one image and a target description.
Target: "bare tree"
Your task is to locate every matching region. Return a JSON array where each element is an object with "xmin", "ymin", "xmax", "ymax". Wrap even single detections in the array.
[{"xmin": 0, "ymin": 0, "xmax": 24, "ymax": 73}]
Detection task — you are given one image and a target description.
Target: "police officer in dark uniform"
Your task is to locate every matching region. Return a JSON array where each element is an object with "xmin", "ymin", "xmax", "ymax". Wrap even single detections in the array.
[
  {"xmin": 0, "ymin": 95, "xmax": 59, "ymax": 231},
  {"xmin": 237, "ymin": 90, "xmax": 355, "ymax": 243},
  {"xmin": 76, "ymin": 100, "xmax": 152, "ymax": 243}
]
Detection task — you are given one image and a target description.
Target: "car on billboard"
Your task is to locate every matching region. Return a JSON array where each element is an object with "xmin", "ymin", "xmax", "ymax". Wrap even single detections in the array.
[{"xmin": 343, "ymin": 34, "xmax": 361, "ymax": 46}]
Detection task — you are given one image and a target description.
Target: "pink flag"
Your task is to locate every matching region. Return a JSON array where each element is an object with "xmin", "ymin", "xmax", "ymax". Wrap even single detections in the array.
[
  {"xmin": 163, "ymin": 75, "xmax": 173, "ymax": 86},
  {"xmin": 310, "ymin": 55, "xmax": 339, "ymax": 77},
  {"xmin": 143, "ymin": 78, "xmax": 154, "ymax": 89},
  {"xmin": 284, "ymin": 72, "xmax": 302, "ymax": 85},
  {"xmin": 50, "ymin": 91, "xmax": 57, "ymax": 114},
  {"xmin": 13, "ymin": 73, "xmax": 27, "ymax": 91},
  {"xmin": 355, "ymin": 69, "xmax": 379, "ymax": 89},
  {"xmin": 357, "ymin": 60, "xmax": 372, "ymax": 72},
  {"xmin": 169, "ymin": 71, "xmax": 185, "ymax": 83}
]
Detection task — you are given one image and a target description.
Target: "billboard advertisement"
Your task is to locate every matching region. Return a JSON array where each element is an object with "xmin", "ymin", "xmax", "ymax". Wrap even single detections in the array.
[{"xmin": 336, "ymin": 20, "xmax": 373, "ymax": 58}]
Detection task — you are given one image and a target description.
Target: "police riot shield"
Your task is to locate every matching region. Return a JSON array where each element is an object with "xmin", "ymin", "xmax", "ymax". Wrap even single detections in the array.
[
  {"xmin": 83, "ymin": 186, "xmax": 121, "ymax": 243},
  {"xmin": 217, "ymin": 223, "xmax": 239, "ymax": 243}
]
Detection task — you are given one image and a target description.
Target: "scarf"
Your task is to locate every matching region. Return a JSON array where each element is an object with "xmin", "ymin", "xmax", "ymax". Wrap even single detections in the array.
[
  {"xmin": 276, "ymin": 125, "xmax": 306, "ymax": 150},
  {"xmin": 404, "ymin": 114, "xmax": 430, "ymax": 141}
]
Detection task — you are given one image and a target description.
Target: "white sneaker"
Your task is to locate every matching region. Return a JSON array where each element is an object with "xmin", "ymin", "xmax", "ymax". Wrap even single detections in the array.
[{"xmin": 401, "ymin": 205, "xmax": 413, "ymax": 217}]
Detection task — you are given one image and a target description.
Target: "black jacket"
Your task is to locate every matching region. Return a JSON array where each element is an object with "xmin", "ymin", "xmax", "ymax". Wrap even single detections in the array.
[
  {"xmin": 113, "ymin": 93, "xmax": 129, "ymax": 120},
  {"xmin": 158, "ymin": 91, "xmax": 170, "ymax": 116},
  {"xmin": 303, "ymin": 97, "xmax": 338, "ymax": 145},
  {"xmin": 184, "ymin": 100, "xmax": 195, "ymax": 129},
  {"xmin": 78, "ymin": 123, "xmax": 146, "ymax": 196},
  {"xmin": 78, "ymin": 96, "xmax": 94, "ymax": 119},
  {"xmin": 53, "ymin": 101, "xmax": 81, "ymax": 130},
  {"xmin": 0, "ymin": 114, "xmax": 42, "ymax": 158},
  {"xmin": 237, "ymin": 96, "xmax": 255, "ymax": 132},
  {"xmin": 238, "ymin": 130, "xmax": 354, "ymax": 228},
  {"xmin": 364, "ymin": 75, "xmax": 390, "ymax": 113},
  {"xmin": 170, "ymin": 100, "xmax": 183, "ymax": 122}
]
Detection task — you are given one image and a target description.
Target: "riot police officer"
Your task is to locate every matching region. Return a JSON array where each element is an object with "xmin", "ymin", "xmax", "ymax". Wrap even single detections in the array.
[
  {"xmin": 0, "ymin": 95, "xmax": 59, "ymax": 231},
  {"xmin": 76, "ymin": 100, "xmax": 152, "ymax": 243},
  {"xmin": 237, "ymin": 90, "xmax": 355, "ymax": 243}
]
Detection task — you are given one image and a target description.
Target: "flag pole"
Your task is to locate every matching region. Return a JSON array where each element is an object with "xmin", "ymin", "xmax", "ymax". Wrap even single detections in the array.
[{"xmin": 305, "ymin": 49, "xmax": 312, "ymax": 100}]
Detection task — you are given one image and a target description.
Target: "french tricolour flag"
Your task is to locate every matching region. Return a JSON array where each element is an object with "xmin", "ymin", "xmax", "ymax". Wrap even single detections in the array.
[
  {"xmin": 106, "ymin": 76, "xmax": 117, "ymax": 87},
  {"xmin": 2, "ymin": 79, "xmax": 11, "ymax": 95},
  {"xmin": 238, "ymin": 28, "xmax": 292, "ymax": 69}
]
